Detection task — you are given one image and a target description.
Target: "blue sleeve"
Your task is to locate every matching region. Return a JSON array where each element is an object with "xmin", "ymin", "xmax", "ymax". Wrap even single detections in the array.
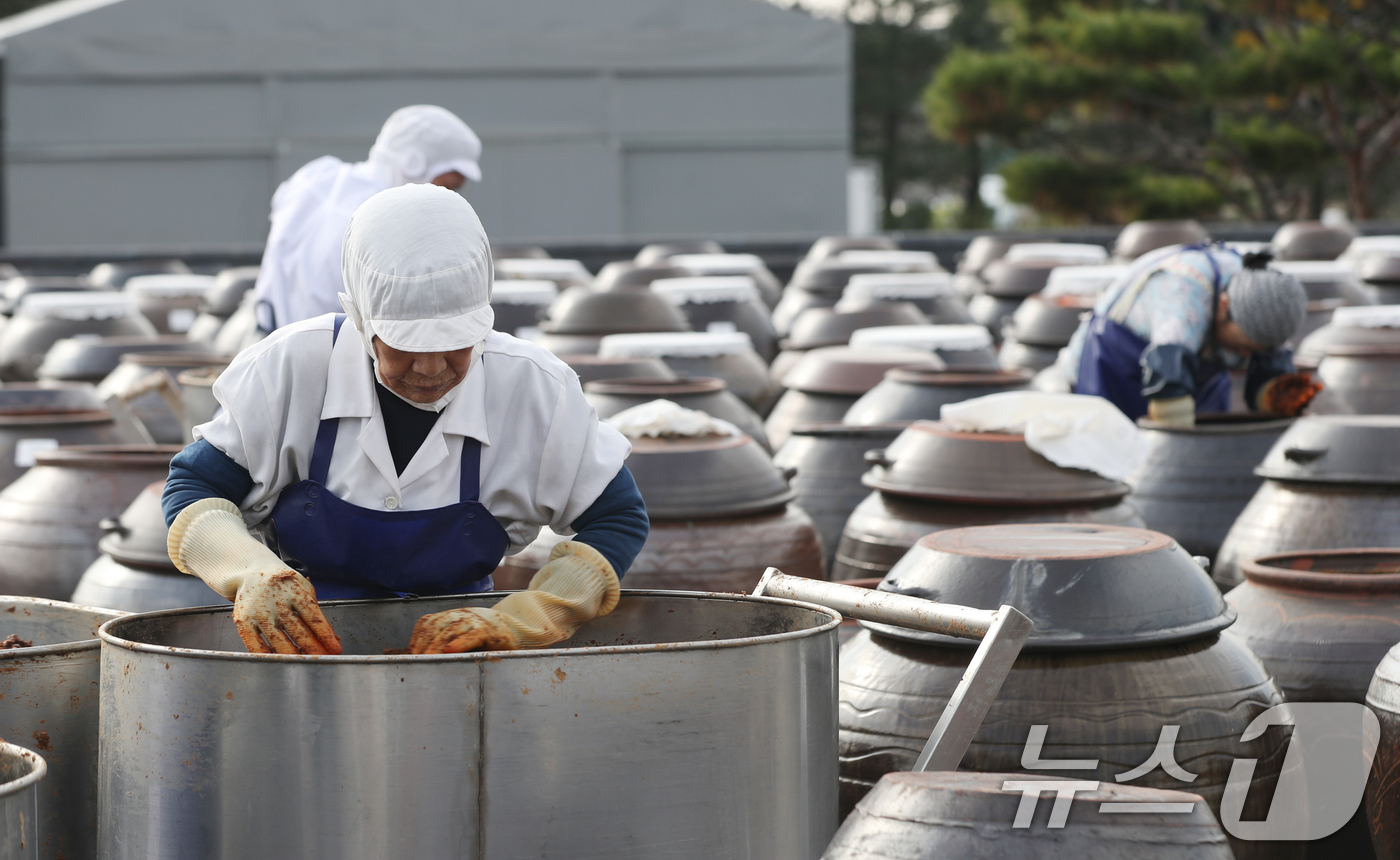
[
  {"xmin": 569, "ymin": 466, "xmax": 649, "ymax": 578},
  {"xmin": 1245, "ymin": 348, "xmax": 1296, "ymax": 410},
  {"xmin": 161, "ymin": 439, "xmax": 255, "ymax": 526},
  {"xmin": 1140, "ymin": 342, "xmax": 1199, "ymax": 400}
]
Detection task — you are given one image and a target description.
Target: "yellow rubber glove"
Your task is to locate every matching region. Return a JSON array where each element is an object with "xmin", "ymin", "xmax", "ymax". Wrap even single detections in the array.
[
  {"xmin": 1147, "ymin": 395, "xmax": 1195, "ymax": 428},
  {"xmin": 409, "ymin": 541, "xmax": 621, "ymax": 654},
  {"xmin": 167, "ymin": 498, "xmax": 343, "ymax": 656}
]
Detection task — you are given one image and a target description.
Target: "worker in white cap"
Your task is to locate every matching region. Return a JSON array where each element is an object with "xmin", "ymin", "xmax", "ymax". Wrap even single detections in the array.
[
  {"xmin": 253, "ymin": 105, "xmax": 485, "ymax": 332},
  {"xmin": 161, "ymin": 185, "xmax": 647, "ymax": 656},
  {"xmin": 1061, "ymin": 245, "xmax": 1320, "ymax": 425}
]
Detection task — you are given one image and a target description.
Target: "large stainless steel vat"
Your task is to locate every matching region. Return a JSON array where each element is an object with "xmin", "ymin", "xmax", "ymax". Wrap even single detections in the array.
[
  {"xmin": 0, "ymin": 597, "xmax": 119, "ymax": 860},
  {"xmin": 0, "ymin": 742, "xmax": 46, "ymax": 860},
  {"xmin": 99, "ymin": 591, "xmax": 843, "ymax": 860}
]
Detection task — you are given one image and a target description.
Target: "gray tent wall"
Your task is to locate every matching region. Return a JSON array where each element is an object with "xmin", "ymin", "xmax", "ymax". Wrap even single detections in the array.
[{"xmin": 0, "ymin": 0, "xmax": 849, "ymax": 252}]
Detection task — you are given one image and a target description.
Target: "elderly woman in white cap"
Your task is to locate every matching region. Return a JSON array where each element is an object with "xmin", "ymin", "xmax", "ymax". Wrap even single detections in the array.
[
  {"xmin": 161, "ymin": 185, "xmax": 647, "ymax": 656},
  {"xmin": 254, "ymin": 105, "xmax": 485, "ymax": 331},
  {"xmin": 1062, "ymin": 244, "xmax": 1320, "ymax": 425}
]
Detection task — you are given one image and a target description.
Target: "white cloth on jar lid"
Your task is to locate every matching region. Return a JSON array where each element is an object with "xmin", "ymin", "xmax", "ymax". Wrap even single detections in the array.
[{"xmin": 940, "ymin": 391, "xmax": 1148, "ymax": 481}]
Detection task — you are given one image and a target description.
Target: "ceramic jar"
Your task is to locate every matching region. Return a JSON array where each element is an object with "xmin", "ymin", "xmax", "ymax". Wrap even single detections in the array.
[
  {"xmin": 0, "ymin": 445, "xmax": 179, "ymax": 599},
  {"xmin": 764, "ymin": 347, "xmax": 927, "ymax": 450},
  {"xmin": 1216, "ymin": 416, "xmax": 1400, "ymax": 588},
  {"xmin": 1127, "ymin": 415, "xmax": 1293, "ymax": 561},
  {"xmin": 832, "ymin": 421, "xmax": 1143, "ymax": 579},
  {"xmin": 839, "ymin": 523, "xmax": 1293, "ymax": 860}
]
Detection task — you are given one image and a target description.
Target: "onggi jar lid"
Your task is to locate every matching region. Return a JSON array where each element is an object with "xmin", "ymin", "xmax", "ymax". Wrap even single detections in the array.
[
  {"xmin": 1330, "ymin": 305, "xmax": 1400, "ymax": 329},
  {"xmin": 1004, "ymin": 243, "xmax": 1109, "ymax": 266},
  {"xmin": 668, "ymin": 253, "xmax": 766, "ymax": 274},
  {"xmin": 124, "ymin": 274, "xmax": 215, "ymax": 299},
  {"xmin": 650, "ymin": 276, "xmax": 759, "ymax": 305},
  {"xmin": 836, "ymin": 249, "xmax": 943, "ymax": 272},
  {"xmin": 849, "ymin": 324, "xmax": 992, "ymax": 352},
  {"xmin": 598, "ymin": 331, "xmax": 754, "ymax": 358},
  {"xmin": 839, "ymin": 272, "xmax": 955, "ymax": 306},
  {"xmin": 1270, "ymin": 260, "xmax": 1353, "ymax": 283},
  {"xmin": 495, "ymin": 258, "xmax": 590, "ymax": 281},
  {"xmin": 867, "ymin": 523, "xmax": 1232, "ymax": 649},
  {"xmin": 18, "ymin": 292, "xmax": 133, "ymax": 320},
  {"xmin": 1043, "ymin": 264, "xmax": 1128, "ymax": 297},
  {"xmin": 491, "ymin": 280, "xmax": 557, "ymax": 306}
]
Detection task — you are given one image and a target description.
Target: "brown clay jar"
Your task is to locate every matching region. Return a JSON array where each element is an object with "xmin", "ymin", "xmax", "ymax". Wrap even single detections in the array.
[{"xmin": 840, "ymin": 524, "xmax": 1296, "ymax": 860}]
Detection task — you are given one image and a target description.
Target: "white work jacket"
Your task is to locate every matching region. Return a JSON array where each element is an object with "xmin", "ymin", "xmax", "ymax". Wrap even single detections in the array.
[{"xmin": 196, "ymin": 315, "xmax": 632, "ymax": 554}]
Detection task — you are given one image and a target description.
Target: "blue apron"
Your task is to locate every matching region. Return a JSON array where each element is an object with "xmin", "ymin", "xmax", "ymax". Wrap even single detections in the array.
[
  {"xmin": 265, "ymin": 315, "xmax": 510, "ymax": 600},
  {"xmin": 1075, "ymin": 246, "xmax": 1231, "ymax": 420}
]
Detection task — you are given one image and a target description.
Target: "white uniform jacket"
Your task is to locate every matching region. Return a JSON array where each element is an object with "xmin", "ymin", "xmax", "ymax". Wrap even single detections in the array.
[{"xmin": 196, "ymin": 315, "xmax": 632, "ymax": 555}]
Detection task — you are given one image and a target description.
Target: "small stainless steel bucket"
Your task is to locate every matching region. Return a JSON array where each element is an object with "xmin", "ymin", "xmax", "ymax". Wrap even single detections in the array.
[
  {"xmin": 0, "ymin": 742, "xmax": 46, "ymax": 860},
  {"xmin": 0, "ymin": 597, "xmax": 119, "ymax": 860}
]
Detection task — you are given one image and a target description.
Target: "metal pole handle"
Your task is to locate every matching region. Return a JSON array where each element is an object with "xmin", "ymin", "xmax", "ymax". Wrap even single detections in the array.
[{"xmin": 753, "ymin": 569, "xmax": 1033, "ymax": 773}]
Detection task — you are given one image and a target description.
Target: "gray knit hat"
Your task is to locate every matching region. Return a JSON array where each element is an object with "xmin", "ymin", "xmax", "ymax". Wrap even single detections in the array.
[{"xmin": 1226, "ymin": 252, "xmax": 1308, "ymax": 350}]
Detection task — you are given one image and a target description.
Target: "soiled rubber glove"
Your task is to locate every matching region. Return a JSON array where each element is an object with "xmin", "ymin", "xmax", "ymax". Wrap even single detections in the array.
[
  {"xmin": 1146, "ymin": 396, "xmax": 1195, "ymax": 428},
  {"xmin": 409, "ymin": 541, "xmax": 621, "ymax": 654},
  {"xmin": 1257, "ymin": 372, "xmax": 1324, "ymax": 416},
  {"xmin": 167, "ymin": 498, "xmax": 343, "ymax": 656}
]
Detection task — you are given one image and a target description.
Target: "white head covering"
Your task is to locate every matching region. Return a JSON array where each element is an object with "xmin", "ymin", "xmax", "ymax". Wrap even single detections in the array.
[
  {"xmin": 339, "ymin": 184, "xmax": 495, "ymax": 411},
  {"xmin": 367, "ymin": 105, "xmax": 483, "ymax": 186}
]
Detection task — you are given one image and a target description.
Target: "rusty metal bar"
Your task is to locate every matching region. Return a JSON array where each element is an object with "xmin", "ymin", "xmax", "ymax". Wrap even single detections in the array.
[
  {"xmin": 752, "ymin": 569, "xmax": 999, "ymax": 641},
  {"xmin": 752, "ymin": 568, "xmax": 1033, "ymax": 776}
]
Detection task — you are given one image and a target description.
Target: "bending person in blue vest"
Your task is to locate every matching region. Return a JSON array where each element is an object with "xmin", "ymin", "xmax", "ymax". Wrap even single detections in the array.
[
  {"xmin": 160, "ymin": 185, "xmax": 647, "ymax": 656},
  {"xmin": 1060, "ymin": 245, "xmax": 1318, "ymax": 426}
]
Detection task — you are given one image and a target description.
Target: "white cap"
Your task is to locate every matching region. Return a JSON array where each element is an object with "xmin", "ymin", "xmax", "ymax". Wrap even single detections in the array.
[
  {"xmin": 495, "ymin": 258, "xmax": 590, "ymax": 283},
  {"xmin": 339, "ymin": 184, "xmax": 493, "ymax": 353},
  {"xmin": 1331, "ymin": 305, "xmax": 1400, "ymax": 329},
  {"xmin": 124, "ymin": 274, "xmax": 216, "ymax": 298},
  {"xmin": 650, "ymin": 276, "xmax": 760, "ymax": 306},
  {"xmin": 669, "ymin": 253, "xmax": 767, "ymax": 274},
  {"xmin": 598, "ymin": 331, "xmax": 755, "ymax": 358},
  {"xmin": 368, "ymin": 105, "xmax": 482, "ymax": 184},
  {"xmin": 848, "ymin": 323, "xmax": 993, "ymax": 352},
  {"xmin": 1043, "ymin": 264, "xmax": 1129, "ymax": 297},
  {"xmin": 836, "ymin": 249, "xmax": 944, "ymax": 272},
  {"xmin": 18, "ymin": 291, "xmax": 133, "ymax": 320},
  {"xmin": 838, "ymin": 273, "xmax": 956, "ymax": 310},
  {"xmin": 490, "ymin": 280, "xmax": 557, "ymax": 306},
  {"xmin": 1004, "ymin": 243, "xmax": 1110, "ymax": 266},
  {"xmin": 1270, "ymin": 260, "xmax": 1354, "ymax": 283}
]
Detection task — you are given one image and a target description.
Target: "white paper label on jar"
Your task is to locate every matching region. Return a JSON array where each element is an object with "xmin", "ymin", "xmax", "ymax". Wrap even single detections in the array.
[
  {"xmin": 514, "ymin": 326, "xmax": 542, "ymax": 342},
  {"xmin": 168, "ymin": 308, "xmax": 197, "ymax": 333},
  {"xmin": 14, "ymin": 438, "xmax": 58, "ymax": 467},
  {"xmin": 706, "ymin": 320, "xmax": 739, "ymax": 334}
]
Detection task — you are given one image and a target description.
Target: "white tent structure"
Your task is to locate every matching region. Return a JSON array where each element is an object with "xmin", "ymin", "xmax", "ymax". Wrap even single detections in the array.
[{"xmin": 0, "ymin": 0, "xmax": 849, "ymax": 251}]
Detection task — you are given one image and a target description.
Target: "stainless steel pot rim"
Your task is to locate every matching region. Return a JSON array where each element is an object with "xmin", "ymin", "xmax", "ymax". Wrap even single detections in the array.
[
  {"xmin": 0, "ymin": 743, "xmax": 46, "ymax": 799},
  {"xmin": 98, "ymin": 590, "xmax": 842, "ymax": 663},
  {"xmin": 0, "ymin": 596, "xmax": 123, "ymax": 658},
  {"xmin": 860, "ymin": 604, "xmax": 1237, "ymax": 651}
]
